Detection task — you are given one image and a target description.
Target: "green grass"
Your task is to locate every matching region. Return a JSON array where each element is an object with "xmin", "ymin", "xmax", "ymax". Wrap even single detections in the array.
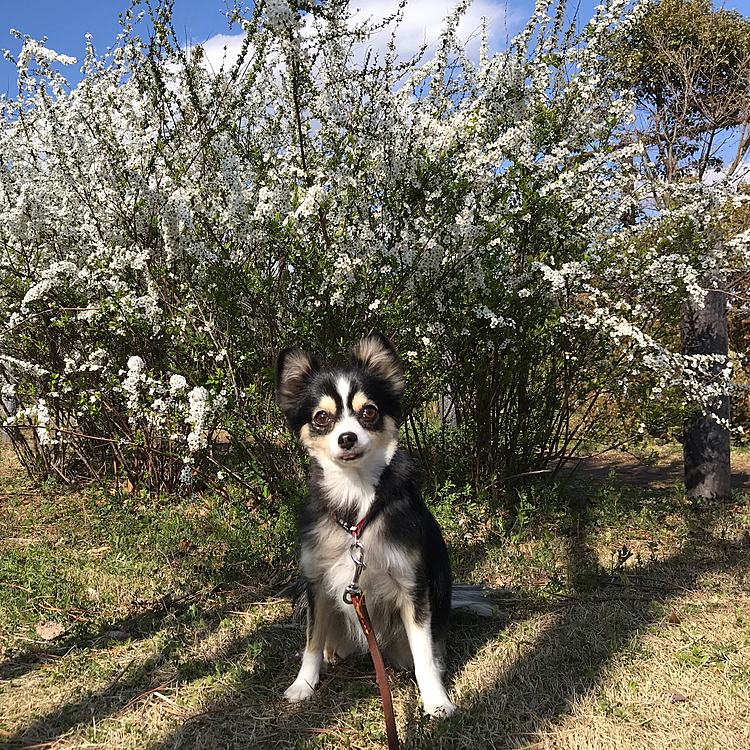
[
  {"xmin": 2, "ymin": 446, "xmax": 750, "ymax": 749},
  {"xmin": 0, "ymin": 471, "xmax": 300, "ymax": 650}
]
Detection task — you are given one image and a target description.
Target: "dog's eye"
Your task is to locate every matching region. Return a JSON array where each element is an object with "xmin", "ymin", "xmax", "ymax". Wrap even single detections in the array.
[
  {"xmin": 361, "ymin": 405, "xmax": 378, "ymax": 420},
  {"xmin": 313, "ymin": 410, "xmax": 330, "ymax": 427}
]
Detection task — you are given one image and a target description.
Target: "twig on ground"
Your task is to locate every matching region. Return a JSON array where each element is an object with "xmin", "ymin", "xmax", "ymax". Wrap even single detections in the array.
[
  {"xmin": 116, "ymin": 675, "xmax": 178, "ymax": 715},
  {"xmin": 0, "ymin": 583, "xmax": 33, "ymax": 593}
]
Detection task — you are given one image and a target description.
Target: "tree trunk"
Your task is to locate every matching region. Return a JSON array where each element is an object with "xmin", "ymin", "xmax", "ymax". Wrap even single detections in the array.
[{"xmin": 680, "ymin": 290, "xmax": 731, "ymax": 500}]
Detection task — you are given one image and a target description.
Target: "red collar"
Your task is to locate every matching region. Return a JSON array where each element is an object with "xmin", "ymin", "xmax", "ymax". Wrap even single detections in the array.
[{"xmin": 331, "ymin": 510, "xmax": 372, "ymax": 538}]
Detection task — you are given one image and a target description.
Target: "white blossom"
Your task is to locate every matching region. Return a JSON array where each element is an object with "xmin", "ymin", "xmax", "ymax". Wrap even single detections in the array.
[
  {"xmin": 0, "ymin": 0, "xmax": 746, "ymax": 484},
  {"xmin": 169, "ymin": 374, "xmax": 188, "ymax": 396}
]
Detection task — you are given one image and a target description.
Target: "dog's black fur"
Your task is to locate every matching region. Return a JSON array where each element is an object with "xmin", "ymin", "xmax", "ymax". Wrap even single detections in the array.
[{"xmin": 276, "ymin": 333, "xmax": 455, "ymax": 717}]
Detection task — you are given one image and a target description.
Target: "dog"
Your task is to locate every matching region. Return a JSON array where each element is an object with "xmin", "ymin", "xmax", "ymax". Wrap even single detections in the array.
[{"xmin": 275, "ymin": 333, "xmax": 455, "ymax": 717}]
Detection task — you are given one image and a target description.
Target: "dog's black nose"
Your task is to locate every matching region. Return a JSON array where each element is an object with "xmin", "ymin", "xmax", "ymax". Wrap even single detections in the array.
[{"xmin": 338, "ymin": 432, "xmax": 358, "ymax": 450}]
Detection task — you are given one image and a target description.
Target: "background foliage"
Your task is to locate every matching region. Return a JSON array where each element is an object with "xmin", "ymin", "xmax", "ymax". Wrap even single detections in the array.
[{"xmin": 0, "ymin": 0, "xmax": 748, "ymax": 497}]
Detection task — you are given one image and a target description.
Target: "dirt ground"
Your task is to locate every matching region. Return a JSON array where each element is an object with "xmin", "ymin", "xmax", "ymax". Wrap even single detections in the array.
[{"xmin": 566, "ymin": 444, "xmax": 750, "ymax": 491}]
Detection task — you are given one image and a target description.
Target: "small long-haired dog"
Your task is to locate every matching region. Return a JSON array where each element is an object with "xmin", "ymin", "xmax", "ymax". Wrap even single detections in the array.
[{"xmin": 276, "ymin": 333, "xmax": 455, "ymax": 717}]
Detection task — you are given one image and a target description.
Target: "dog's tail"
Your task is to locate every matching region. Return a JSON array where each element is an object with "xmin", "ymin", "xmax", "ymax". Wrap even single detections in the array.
[{"xmin": 450, "ymin": 583, "xmax": 510, "ymax": 618}]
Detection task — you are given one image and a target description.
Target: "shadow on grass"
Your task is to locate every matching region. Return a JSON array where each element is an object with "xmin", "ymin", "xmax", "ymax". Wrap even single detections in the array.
[
  {"xmin": 0, "ymin": 570, "xmax": 287, "ymax": 683},
  {"xmin": 415, "ymin": 502, "xmax": 749, "ymax": 750},
  {"xmin": 2, "ymin": 499, "xmax": 748, "ymax": 749},
  {"xmin": 0, "ymin": 587, "xmax": 302, "ymax": 748}
]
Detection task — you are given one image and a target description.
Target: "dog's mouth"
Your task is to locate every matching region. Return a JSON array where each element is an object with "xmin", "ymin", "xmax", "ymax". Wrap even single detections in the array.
[{"xmin": 339, "ymin": 452, "xmax": 362, "ymax": 462}]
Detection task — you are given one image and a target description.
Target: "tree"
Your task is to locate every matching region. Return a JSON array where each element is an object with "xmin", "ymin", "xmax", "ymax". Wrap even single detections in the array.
[
  {"xmin": 611, "ymin": 0, "xmax": 750, "ymax": 498},
  {"xmin": 0, "ymin": 0, "xmax": 746, "ymax": 498},
  {"xmin": 616, "ymin": 0, "xmax": 750, "ymax": 184}
]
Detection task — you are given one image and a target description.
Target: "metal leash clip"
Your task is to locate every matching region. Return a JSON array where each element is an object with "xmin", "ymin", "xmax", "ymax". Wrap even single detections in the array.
[{"xmin": 343, "ymin": 538, "xmax": 366, "ymax": 604}]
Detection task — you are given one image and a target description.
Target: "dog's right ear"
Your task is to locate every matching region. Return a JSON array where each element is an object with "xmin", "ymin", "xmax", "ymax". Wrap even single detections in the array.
[{"xmin": 275, "ymin": 348, "xmax": 320, "ymax": 416}]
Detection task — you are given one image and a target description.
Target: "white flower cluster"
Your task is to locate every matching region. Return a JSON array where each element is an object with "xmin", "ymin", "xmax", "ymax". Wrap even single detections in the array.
[
  {"xmin": 14, "ymin": 35, "xmax": 77, "ymax": 71},
  {"xmin": 186, "ymin": 386, "xmax": 209, "ymax": 453},
  {"xmin": 476, "ymin": 306, "xmax": 516, "ymax": 330},
  {"xmin": 35, "ymin": 398, "xmax": 51, "ymax": 446},
  {"xmin": 115, "ymin": 357, "xmax": 222, "ymax": 462},
  {"xmin": 0, "ymin": 0, "xmax": 747, "ymax": 484},
  {"xmin": 3, "ymin": 398, "xmax": 55, "ymax": 446},
  {"xmin": 169, "ymin": 374, "xmax": 187, "ymax": 396},
  {"xmin": 264, "ymin": 0, "xmax": 296, "ymax": 32},
  {"xmin": 122, "ymin": 356, "xmax": 146, "ymax": 416}
]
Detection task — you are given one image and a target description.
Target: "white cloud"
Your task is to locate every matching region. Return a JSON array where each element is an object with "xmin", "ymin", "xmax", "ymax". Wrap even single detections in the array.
[
  {"xmin": 349, "ymin": 0, "xmax": 527, "ymax": 63},
  {"xmin": 195, "ymin": 1, "xmax": 527, "ymax": 75},
  {"xmin": 195, "ymin": 33, "xmax": 249, "ymax": 74},
  {"xmin": 703, "ymin": 160, "xmax": 750, "ymax": 186}
]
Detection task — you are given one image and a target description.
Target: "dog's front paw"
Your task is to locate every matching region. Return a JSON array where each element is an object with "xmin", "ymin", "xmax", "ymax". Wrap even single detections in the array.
[
  {"xmin": 284, "ymin": 678, "xmax": 316, "ymax": 703},
  {"xmin": 424, "ymin": 697, "xmax": 455, "ymax": 718}
]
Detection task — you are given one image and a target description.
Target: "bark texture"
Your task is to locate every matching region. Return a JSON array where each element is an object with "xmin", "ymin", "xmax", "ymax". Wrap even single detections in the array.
[{"xmin": 680, "ymin": 290, "xmax": 730, "ymax": 500}]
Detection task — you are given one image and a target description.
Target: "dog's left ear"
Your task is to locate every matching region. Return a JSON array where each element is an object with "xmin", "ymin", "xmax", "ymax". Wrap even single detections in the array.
[{"xmin": 349, "ymin": 333, "xmax": 405, "ymax": 398}]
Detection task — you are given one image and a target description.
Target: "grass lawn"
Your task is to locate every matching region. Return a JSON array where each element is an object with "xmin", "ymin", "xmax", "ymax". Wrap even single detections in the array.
[{"xmin": 1, "ymin": 444, "xmax": 749, "ymax": 749}]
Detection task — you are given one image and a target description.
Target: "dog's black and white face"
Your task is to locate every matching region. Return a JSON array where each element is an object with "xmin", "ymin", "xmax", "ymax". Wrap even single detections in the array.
[{"xmin": 276, "ymin": 334, "xmax": 405, "ymax": 473}]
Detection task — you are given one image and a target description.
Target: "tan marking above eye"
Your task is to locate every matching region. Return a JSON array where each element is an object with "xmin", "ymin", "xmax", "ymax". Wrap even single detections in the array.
[
  {"xmin": 317, "ymin": 395, "xmax": 337, "ymax": 415},
  {"xmin": 312, "ymin": 396, "xmax": 337, "ymax": 427},
  {"xmin": 351, "ymin": 391, "xmax": 369, "ymax": 414}
]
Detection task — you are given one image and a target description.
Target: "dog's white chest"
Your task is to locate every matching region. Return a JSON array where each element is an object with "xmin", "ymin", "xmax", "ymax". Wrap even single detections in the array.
[{"xmin": 302, "ymin": 521, "xmax": 415, "ymax": 612}]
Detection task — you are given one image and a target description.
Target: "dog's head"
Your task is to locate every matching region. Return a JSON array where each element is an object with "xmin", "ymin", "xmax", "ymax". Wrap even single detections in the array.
[{"xmin": 275, "ymin": 333, "xmax": 405, "ymax": 466}]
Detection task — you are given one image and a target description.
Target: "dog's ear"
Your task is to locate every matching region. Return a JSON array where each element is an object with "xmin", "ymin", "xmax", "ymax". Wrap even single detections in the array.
[
  {"xmin": 349, "ymin": 333, "xmax": 405, "ymax": 398},
  {"xmin": 275, "ymin": 348, "xmax": 320, "ymax": 416}
]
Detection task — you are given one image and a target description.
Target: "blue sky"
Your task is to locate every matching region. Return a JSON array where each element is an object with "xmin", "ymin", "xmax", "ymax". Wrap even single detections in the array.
[
  {"xmin": 0, "ymin": 0, "xmax": 235, "ymax": 93},
  {"xmin": 2, "ymin": 0, "xmax": 749, "ymax": 97},
  {"xmin": 0, "ymin": 0, "xmax": 615, "ymax": 94}
]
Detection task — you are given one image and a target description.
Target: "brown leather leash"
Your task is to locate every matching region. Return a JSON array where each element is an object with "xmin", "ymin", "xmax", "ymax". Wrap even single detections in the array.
[
  {"xmin": 333, "ymin": 512, "xmax": 400, "ymax": 750},
  {"xmin": 351, "ymin": 591, "xmax": 399, "ymax": 749}
]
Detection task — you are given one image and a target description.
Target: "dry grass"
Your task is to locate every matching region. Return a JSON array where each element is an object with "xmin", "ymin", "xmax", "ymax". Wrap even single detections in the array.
[
  {"xmin": 446, "ymin": 590, "xmax": 750, "ymax": 750},
  {"xmin": 1, "ymin": 444, "xmax": 750, "ymax": 749}
]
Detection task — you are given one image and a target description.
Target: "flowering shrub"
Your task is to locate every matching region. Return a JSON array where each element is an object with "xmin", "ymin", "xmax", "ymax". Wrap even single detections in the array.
[{"xmin": 0, "ymin": 0, "xmax": 747, "ymax": 492}]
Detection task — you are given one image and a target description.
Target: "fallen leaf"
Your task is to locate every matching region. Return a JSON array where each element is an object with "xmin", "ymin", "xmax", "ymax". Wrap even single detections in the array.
[
  {"xmin": 35, "ymin": 621, "xmax": 66, "ymax": 641},
  {"xmin": 88, "ymin": 544, "xmax": 112, "ymax": 560}
]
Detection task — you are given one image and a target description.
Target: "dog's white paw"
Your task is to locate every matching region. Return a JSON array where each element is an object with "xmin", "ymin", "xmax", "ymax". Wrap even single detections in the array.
[
  {"xmin": 423, "ymin": 698, "xmax": 455, "ymax": 718},
  {"xmin": 284, "ymin": 679, "xmax": 316, "ymax": 703}
]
